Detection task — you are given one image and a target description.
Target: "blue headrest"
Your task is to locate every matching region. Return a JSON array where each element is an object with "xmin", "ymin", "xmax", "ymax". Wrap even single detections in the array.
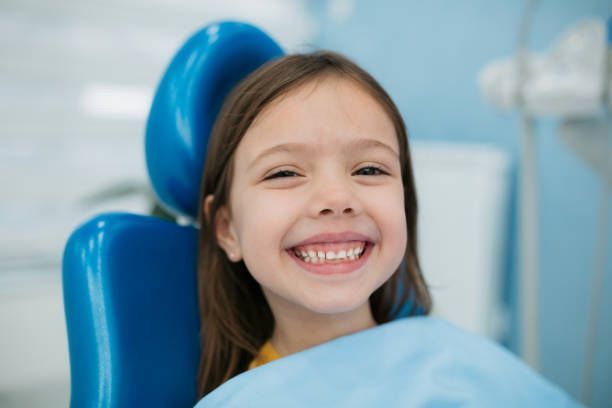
[{"xmin": 145, "ymin": 21, "xmax": 284, "ymax": 219}]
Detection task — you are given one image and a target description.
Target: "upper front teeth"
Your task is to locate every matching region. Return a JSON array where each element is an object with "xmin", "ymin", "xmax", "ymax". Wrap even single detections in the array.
[{"xmin": 294, "ymin": 244, "xmax": 365, "ymax": 263}]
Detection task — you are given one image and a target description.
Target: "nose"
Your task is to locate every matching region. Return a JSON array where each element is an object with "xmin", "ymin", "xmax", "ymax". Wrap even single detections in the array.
[{"xmin": 309, "ymin": 177, "xmax": 362, "ymax": 218}]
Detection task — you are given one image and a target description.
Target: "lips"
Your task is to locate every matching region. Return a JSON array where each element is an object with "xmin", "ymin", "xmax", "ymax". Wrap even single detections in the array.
[
  {"xmin": 286, "ymin": 231, "xmax": 375, "ymax": 276},
  {"xmin": 287, "ymin": 240, "xmax": 374, "ymax": 276}
]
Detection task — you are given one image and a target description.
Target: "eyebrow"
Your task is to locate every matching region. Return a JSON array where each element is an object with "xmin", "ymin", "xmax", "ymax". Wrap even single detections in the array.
[{"xmin": 247, "ymin": 138, "xmax": 399, "ymax": 170}]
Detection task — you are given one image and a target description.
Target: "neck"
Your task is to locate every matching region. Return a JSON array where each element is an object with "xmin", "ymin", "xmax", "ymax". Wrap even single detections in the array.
[{"xmin": 265, "ymin": 295, "xmax": 377, "ymax": 356}]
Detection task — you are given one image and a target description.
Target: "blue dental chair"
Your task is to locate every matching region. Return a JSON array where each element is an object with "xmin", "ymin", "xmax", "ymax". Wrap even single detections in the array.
[{"xmin": 62, "ymin": 21, "xmax": 284, "ymax": 407}]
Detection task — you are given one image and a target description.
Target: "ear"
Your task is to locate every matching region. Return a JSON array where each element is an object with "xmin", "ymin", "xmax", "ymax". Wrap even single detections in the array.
[{"xmin": 204, "ymin": 194, "xmax": 242, "ymax": 262}]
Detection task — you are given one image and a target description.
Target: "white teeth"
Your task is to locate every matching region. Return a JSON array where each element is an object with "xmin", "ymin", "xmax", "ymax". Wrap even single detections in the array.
[{"xmin": 293, "ymin": 243, "xmax": 368, "ymax": 263}]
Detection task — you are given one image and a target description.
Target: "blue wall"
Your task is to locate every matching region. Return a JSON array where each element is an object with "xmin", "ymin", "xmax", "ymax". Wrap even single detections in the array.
[{"xmin": 308, "ymin": 0, "xmax": 611, "ymax": 406}]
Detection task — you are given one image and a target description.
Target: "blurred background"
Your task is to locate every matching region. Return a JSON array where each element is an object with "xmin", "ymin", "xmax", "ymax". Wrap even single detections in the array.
[{"xmin": 0, "ymin": 0, "xmax": 610, "ymax": 407}]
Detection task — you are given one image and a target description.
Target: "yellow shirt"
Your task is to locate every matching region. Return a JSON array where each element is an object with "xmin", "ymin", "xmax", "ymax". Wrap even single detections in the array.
[{"xmin": 248, "ymin": 340, "xmax": 281, "ymax": 370}]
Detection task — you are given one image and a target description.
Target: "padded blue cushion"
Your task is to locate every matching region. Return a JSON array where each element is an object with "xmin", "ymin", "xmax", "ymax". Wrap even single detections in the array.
[
  {"xmin": 145, "ymin": 21, "xmax": 284, "ymax": 218},
  {"xmin": 63, "ymin": 214, "xmax": 199, "ymax": 407}
]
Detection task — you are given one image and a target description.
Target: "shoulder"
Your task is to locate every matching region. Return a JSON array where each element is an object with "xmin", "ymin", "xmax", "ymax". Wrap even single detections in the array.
[{"xmin": 380, "ymin": 317, "xmax": 579, "ymax": 406}]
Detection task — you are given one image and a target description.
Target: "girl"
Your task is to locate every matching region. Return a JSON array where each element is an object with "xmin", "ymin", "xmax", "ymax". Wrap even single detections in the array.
[{"xmin": 195, "ymin": 50, "xmax": 431, "ymax": 397}]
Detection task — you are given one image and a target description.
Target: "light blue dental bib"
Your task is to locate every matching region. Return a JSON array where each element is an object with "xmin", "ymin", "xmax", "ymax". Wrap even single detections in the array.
[{"xmin": 196, "ymin": 317, "xmax": 578, "ymax": 407}]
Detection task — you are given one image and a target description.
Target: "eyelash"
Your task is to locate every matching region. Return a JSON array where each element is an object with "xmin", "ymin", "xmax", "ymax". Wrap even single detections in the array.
[{"xmin": 264, "ymin": 166, "xmax": 389, "ymax": 180}]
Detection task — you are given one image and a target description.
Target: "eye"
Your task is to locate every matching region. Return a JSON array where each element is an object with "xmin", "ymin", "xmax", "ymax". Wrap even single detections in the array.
[
  {"xmin": 353, "ymin": 166, "xmax": 388, "ymax": 176},
  {"xmin": 263, "ymin": 169, "xmax": 300, "ymax": 180},
  {"xmin": 263, "ymin": 166, "xmax": 388, "ymax": 181}
]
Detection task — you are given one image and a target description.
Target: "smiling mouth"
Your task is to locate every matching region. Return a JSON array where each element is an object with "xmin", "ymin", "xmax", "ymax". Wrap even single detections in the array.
[
  {"xmin": 286, "ymin": 241, "xmax": 374, "ymax": 276},
  {"xmin": 287, "ymin": 241, "xmax": 372, "ymax": 264}
]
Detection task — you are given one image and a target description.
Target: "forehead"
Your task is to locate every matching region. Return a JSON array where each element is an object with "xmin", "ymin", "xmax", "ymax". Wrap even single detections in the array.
[{"xmin": 236, "ymin": 76, "xmax": 399, "ymax": 163}]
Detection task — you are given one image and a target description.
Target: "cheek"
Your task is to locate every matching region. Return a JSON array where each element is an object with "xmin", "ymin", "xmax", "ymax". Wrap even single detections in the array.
[
  {"xmin": 233, "ymin": 191, "xmax": 303, "ymax": 292},
  {"xmin": 367, "ymin": 185, "xmax": 408, "ymax": 259},
  {"xmin": 234, "ymin": 190, "xmax": 300, "ymax": 256}
]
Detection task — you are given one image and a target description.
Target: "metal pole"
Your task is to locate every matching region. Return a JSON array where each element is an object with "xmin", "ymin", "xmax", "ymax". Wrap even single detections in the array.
[{"xmin": 516, "ymin": 0, "xmax": 540, "ymax": 370}]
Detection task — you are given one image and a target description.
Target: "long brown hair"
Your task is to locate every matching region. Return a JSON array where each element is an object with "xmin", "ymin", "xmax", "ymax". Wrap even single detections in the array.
[{"xmin": 196, "ymin": 51, "xmax": 431, "ymax": 397}]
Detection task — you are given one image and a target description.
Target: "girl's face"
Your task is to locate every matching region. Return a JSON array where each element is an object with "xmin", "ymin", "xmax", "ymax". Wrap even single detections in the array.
[{"xmin": 213, "ymin": 76, "xmax": 407, "ymax": 317}]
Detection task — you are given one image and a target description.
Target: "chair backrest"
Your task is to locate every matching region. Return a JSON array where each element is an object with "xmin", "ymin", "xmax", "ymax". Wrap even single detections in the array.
[
  {"xmin": 63, "ymin": 214, "xmax": 199, "ymax": 406},
  {"xmin": 62, "ymin": 21, "xmax": 284, "ymax": 407}
]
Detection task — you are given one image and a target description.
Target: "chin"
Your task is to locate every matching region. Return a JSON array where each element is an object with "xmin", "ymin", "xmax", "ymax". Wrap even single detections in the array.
[{"xmin": 301, "ymin": 297, "xmax": 367, "ymax": 315}]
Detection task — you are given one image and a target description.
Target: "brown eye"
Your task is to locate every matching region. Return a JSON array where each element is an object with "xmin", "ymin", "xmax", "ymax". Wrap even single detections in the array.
[
  {"xmin": 354, "ymin": 166, "xmax": 388, "ymax": 176},
  {"xmin": 264, "ymin": 170, "xmax": 299, "ymax": 180}
]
